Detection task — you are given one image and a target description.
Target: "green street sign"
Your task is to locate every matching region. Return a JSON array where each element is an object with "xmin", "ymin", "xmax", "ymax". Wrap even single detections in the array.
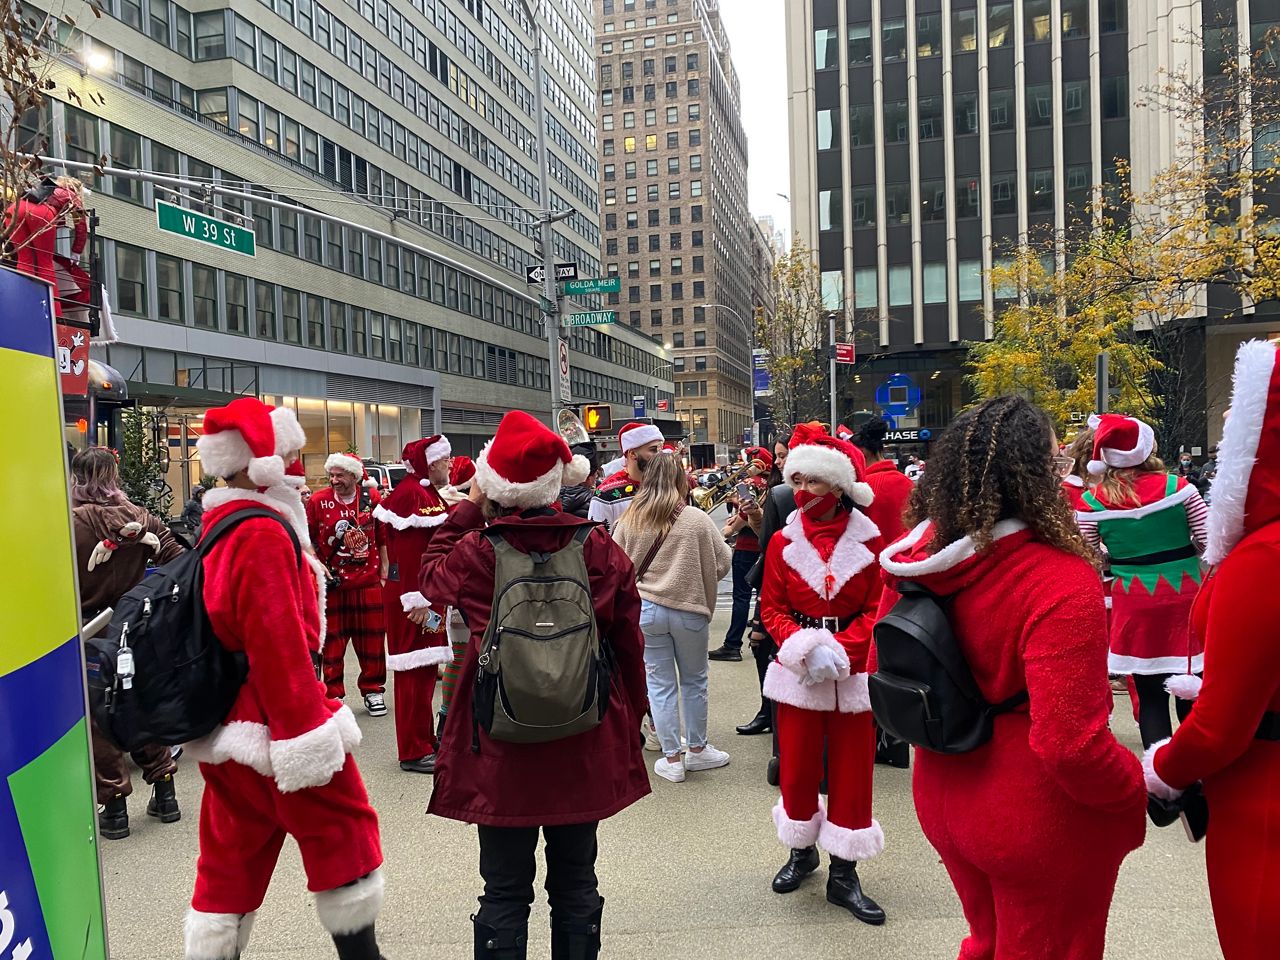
[
  {"xmin": 562, "ymin": 276, "xmax": 621, "ymax": 295},
  {"xmin": 564, "ymin": 311, "xmax": 617, "ymax": 326},
  {"xmin": 156, "ymin": 199, "xmax": 256, "ymax": 257}
]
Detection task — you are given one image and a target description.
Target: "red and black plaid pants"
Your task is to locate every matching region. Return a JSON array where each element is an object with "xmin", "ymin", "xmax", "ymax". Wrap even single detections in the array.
[{"xmin": 323, "ymin": 584, "xmax": 386, "ymax": 699}]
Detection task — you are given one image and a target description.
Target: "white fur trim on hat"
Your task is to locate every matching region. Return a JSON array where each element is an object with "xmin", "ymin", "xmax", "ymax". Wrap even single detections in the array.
[
  {"xmin": 474, "ymin": 438, "xmax": 565, "ymax": 509},
  {"xmin": 247, "ymin": 455, "xmax": 286, "ymax": 488},
  {"xmin": 184, "ymin": 909, "xmax": 255, "ymax": 960},
  {"xmin": 620, "ymin": 423, "xmax": 663, "ymax": 452},
  {"xmin": 785, "ymin": 444, "xmax": 869, "ymax": 505},
  {"xmin": 1087, "ymin": 414, "xmax": 1156, "ymax": 471},
  {"xmin": 314, "ymin": 868, "xmax": 384, "ymax": 935},
  {"xmin": 386, "ymin": 645, "xmax": 454, "ymax": 672},
  {"xmin": 1143, "ymin": 739, "xmax": 1184, "ymax": 801},
  {"xmin": 1205, "ymin": 340, "xmax": 1277, "ymax": 565},
  {"xmin": 819, "ymin": 818, "xmax": 884, "ymax": 862},
  {"xmin": 424, "ymin": 436, "xmax": 452, "ymax": 465},
  {"xmin": 602, "ymin": 456, "xmax": 626, "ymax": 477},
  {"xmin": 1164, "ymin": 673, "xmax": 1203, "ymax": 701},
  {"xmin": 197, "ymin": 429, "xmax": 255, "ymax": 480},
  {"xmin": 325, "ymin": 452, "xmax": 364, "ymax": 478},
  {"xmin": 773, "ymin": 798, "xmax": 824, "ymax": 849},
  {"xmin": 271, "ymin": 406, "xmax": 307, "ymax": 458},
  {"xmin": 563, "ymin": 453, "xmax": 591, "ymax": 488},
  {"xmin": 372, "ymin": 503, "xmax": 449, "ymax": 530}
]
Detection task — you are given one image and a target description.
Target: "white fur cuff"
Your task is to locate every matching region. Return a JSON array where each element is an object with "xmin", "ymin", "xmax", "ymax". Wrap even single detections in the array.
[
  {"xmin": 315, "ymin": 868, "xmax": 384, "ymax": 935},
  {"xmin": 776, "ymin": 627, "xmax": 848, "ymax": 671},
  {"xmin": 819, "ymin": 818, "xmax": 884, "ymax": 862},
  {"xmin": 400, "ymin": 591, "xmax": 431, "ymax": 612},
  {"xmin": 836, "ymin": 672, "xmax": 871, "ymax": 713},
  {"xmin": 184, "ymin": 910, "xmax": 255, "ymax": 960},
  {"xmin": 1164, "ymin": 674, "xmax": 1203, "ymax": 701},
  {"xmin": 268, "ymin": 706, "xmax": 363, "ymax": 794},
  {"xmin": 386, "ymin": 645, "xmax": 453, "ymax": 672},
  {"xmin": 1143, "ymin": 739, "xmax": 1184, "ymax": 801},
  {"xmin": 773, "ymin": 798, "xmax": 823, "ymax": 849},
  {"xmin": 763, "ymin": 661, "xmax": 837, "ymax": 712}
]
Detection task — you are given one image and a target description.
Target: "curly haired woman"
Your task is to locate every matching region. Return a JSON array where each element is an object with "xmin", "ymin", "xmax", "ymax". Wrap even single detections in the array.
[{"xmin": 878, "ymin": 396, "xmax": 1146, "ymax": 960}]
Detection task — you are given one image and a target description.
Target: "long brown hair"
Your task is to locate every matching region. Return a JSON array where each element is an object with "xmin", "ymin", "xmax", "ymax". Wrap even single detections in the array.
[
  {"xmin": 1064, "ymin": 428, "xmax": 1095, "ymax": 481},
  {"xmin": 71, "ymin": 447, "xmax": 127, "ymax": 505},
  {"xmin": 1095, "ymin": 453, "xmax": 1167, "ymax": 508},
  {"xmin": 615, "ymin": 451, "xmax": 688, "ymax": 538},
  {"xmin": 909, "ymin": 396, "xmax": 1096, "ymax": 565}
]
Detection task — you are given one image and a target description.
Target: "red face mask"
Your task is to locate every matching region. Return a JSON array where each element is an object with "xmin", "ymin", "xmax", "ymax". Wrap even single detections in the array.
[{"xmin": 794, "ymin": 489, "xmax": 840, "ymax": 518}]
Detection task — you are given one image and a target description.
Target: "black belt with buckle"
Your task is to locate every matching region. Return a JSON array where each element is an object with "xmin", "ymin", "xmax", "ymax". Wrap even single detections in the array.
[
  {"xmin": 1257, "ymin": 711, "xmax": 1280, "ymax": 742},
  {"xmin": 791, "ymin": 611, "xmax": 854, "ymax": 632}
]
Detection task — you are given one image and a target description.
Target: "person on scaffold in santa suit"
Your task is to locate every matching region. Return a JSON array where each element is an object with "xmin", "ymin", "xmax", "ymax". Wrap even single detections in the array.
[
  {"xmin": 373, "ymin": 435, "xmax": 455, "ymax": 774},
  {"xmin": 1146, "ymin": 339, "xmax": 1280, "ymax": 960},
  {"xmin": 760, "ymin": 424, "xmax": 887, "ymax": 925}
]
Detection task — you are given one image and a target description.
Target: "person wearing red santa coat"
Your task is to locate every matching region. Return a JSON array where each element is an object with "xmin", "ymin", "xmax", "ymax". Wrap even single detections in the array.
[
  {"xmin": 372, "ymin": 435, "xmax": 455, "ymax": 774},
  {"xmin": 851, "ymin": 418, "xmax": 914, "ymax": 547},
  {"xmin": 418, "ymin": 410, "xmax": 649, "ymax": 960},
  {"xmin": 760, "ymin": 424, "xmax": 887, "ymax": 924},
  {"xmin": 308, "ymin": 453, "xmax": 387, "ymax": 715},
  {"xmin": 587, "ymin": 421, "xmax": 665, "ymax": 531},
  {"xmin": 1145, "ymin": 339, "xmax": 1280, "ymax": 960},
  {"xmin": 878, "ymin": 396, "xmax": 1146, "ymax": 960},
  {"xmin": 437, "ymin": 455, "xmax": 476, "ymax": 742},
  {"xmin": 184, "ymin": 397, "xmax": 384, "ymax": 960}
]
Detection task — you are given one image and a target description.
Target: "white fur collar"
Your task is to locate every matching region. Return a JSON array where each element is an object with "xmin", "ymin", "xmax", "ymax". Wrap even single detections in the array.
[
  {"xmin": 779, "ymin": 508, "xmax": 880, "ymax": 600},
  {"xmin": 879, "ymin": 519, "xmax": 1028, "ymax": 577},
  {"xmin": 371, "ymin": 502, "xmax": 449, "ymax": 530},
  {"xmin": 203, "ymin": 487, "xmax": 311, "ymax": 547},
  {"xmin": 1074, "ymin": 481, "xmax": 1196, "ymax": 522}
]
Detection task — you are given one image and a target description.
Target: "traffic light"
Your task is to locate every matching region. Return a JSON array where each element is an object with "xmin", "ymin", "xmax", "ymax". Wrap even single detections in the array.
[{"xmin": 583, "ymin": 404, "xmax": 612, "ymax": 432}]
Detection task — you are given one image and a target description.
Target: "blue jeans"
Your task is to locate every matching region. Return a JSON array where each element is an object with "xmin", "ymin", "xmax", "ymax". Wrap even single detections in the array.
[
  {"xmin": 721, "ymin": 550, "xmax": 757, "ymax": 649},
  {"xmin": 640, "ymin": 600, "xmax": 710, "ymax": 756}
]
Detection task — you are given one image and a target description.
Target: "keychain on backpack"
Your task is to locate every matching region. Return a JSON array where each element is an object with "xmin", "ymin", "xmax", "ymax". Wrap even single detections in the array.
[{"xmin": 116, "ymin": 624, "xmax": 135, "ymax": 691}]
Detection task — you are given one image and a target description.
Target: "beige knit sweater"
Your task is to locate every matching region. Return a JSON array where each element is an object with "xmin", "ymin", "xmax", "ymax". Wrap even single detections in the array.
[{"xmin": 612, "ymin": 507, "xmax": 733, "ymax": 619}]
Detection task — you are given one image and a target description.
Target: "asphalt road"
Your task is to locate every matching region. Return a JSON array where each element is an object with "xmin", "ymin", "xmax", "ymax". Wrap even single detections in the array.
[{"xmin": 99, "ymin": 598, "xmax": 1222, "ymax": 959}]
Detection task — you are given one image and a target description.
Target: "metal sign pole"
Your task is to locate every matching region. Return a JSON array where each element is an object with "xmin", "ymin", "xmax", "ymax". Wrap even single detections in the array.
[{"xmin": 828, "ymin": 312, "xmax": 838, "ymax": 430}]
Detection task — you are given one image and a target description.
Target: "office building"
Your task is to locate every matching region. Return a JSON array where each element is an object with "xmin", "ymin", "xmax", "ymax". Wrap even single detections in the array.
[{"xmin": 593, "ymin": 0, "xmax": 755, "ymax": 452}]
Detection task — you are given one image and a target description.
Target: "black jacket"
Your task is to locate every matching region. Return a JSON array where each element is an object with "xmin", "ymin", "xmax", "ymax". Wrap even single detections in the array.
[
  {"xmin": 559, "ymin": 484, "xmax": 593, "ymax": 519},
  {"xmin": 747, "ymin": 483, "xmax": 796, "ymax": 591}
]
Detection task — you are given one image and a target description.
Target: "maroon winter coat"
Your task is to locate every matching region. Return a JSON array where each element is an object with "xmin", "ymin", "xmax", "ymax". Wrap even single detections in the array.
[{"xmin": 420, "ymin": 500, "xmax": 650, "ymax": 827}]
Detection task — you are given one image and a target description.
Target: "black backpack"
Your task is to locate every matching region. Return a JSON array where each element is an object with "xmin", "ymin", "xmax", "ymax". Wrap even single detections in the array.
[
  {"xmin": 869, "ymin": 582, "xmax": 1026, "ymax": 754},
  {"xmin": 86, "ymin": 507, "xmax": 301, "ymax": 752}
]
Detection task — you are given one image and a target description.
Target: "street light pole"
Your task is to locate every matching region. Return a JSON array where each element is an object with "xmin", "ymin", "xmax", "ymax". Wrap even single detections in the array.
[{"xmin": 828, "ymin": 311, "xmax": 838, "ymax": 431}]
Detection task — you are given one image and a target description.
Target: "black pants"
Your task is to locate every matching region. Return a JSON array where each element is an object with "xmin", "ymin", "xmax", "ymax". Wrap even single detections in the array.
[
  {"xmin": 721, "ymin": 550, "xmax": 757, "ymax": 649},
  {"xmin": 477, "ymin": 821, "xmax": 601, "ymax": 931},
  {"xmin": 1132, "ymin": 673, "xmax": 1193, "ymax": 748}
]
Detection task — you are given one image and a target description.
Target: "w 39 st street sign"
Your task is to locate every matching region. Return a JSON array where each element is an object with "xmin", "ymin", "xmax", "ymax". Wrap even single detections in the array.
[{"xmin": 156, "ymin": 200, "xmax": 256, "ymax": 257}]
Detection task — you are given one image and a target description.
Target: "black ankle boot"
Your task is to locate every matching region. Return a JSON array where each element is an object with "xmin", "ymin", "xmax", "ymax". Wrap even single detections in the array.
[
  {"xmin": 826, "ymin": 857, "xmax": 886, "ymax": 925},
  {"xmin": 437, "ymin": 710, "xmax": 447, "ymax": 737},
  {"xmin": 736, "ymin": 709, "xmax": 772, "ymax": 736},
  {"xmin": 332, "ymin": 923, "xmax": 384, "ymax": 960},
  {"xmin": 147, "ymin": 775, "xmax": 181, "ymax": 822},
  {"xmin": 771, "ymin": 846, "xmax": 819, "ymax": 893},
  {"xmin": 550, "ymin": 900, "xmax": 603, "ymax": 960},
  {"xmin": 874, "ymin": 734, "xmax": 910, "ymax": 769},
  {"xmin": 99, "ymin": 795, "xmax": 129, "ymax": 840},
  {"xmin": 473, "ymin": 917, "xmax": 527, "ymax": 960}
]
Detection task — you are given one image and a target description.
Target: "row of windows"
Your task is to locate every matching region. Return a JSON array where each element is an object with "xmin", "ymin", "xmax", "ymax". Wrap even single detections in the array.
[
  {"xmin": 601, "ymin": 102, "xmax": 702, "ymax": 130},
  {"xmin": 601, "ymin": 0, "xmax": 677, "ymax": 13},
  {"xmin": 605, "ymin": 229, "xmax": 704, "ymax": 255},
  {"xmin": 604, "ymin": 204, "xmax": 704, "ymax": 230},
  {"xmin": 607, "ymin": 256, "xmax": 705, "ymax": 277},
  {"xmin": 821, "ymin": 260, "xmax": 997, "ymax": 312},
  {"xmin": 601, "ymin": 78, "xmax": 701, "ymax": 105},
  {"xmin": 603, "ymin": 155, "xmax": 702, "ymax": 178},
  {"xmin": 604, "ymin": 180, "xmax": 704, "ymax": 204},
  {"xmin": 600, "ymin": 29, "xmax": 698, "ymax": 54},
  {"xmin": 601, "ymin": 52, "xmax": 701, "ymax": 82},
  {"xmin": 614, "ymin": 280, "xmax": 707, "ymax": 302},
  {"xmin": 619, "ymin": 305, "xmax": 708, "ymax": 330},
  {"xmin": 602, "ymin": 127, "xmax": 701, "ymax": 156}
]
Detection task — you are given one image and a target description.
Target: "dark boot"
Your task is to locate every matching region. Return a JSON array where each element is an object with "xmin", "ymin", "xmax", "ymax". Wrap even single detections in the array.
[
  {"xmin": 146, "ymin": 774, "xmax": 181, "ymax": 822},
  {"xmin": 437, "ymin": 710, "xmax": 447, "ymax": 737},
  {"xmin": 99, "ymin": 795, "xmax": 129, "ymax": 840},
  {"xmin": 736, "ymin": 709, "xmax": 772, "ymax": 736},
  {"xmin": 550, "ymin": 900, "xmax": 603, "ymax": 960},
  {"xmin": 473, "ymin": 917, "xmax": 527, "ymax": 960},
  {"xmin": 771, "ymin": 846, "xmax": 819, "ymax": 893},
  {"xmin": 332, "ymin": 923, "xmax": 383, "ymax": 960},
  {"xmin": 826, "ymin": 857, "xmax": 886, "ymax": 925},
  {"xmin": 874, "ymin": 732, "xmax": 910, "ymax": 769}
]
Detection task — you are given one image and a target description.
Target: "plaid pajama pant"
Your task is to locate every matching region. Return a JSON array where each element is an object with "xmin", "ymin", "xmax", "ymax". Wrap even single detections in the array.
[{"xmin": 323, "ymin": 584, "xmax": 386, "ymax": 699}]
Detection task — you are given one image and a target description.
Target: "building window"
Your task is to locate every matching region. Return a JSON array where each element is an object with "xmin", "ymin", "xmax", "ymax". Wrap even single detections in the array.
[
  {"xmin": 225, "ymin": 274, "xmax": 248, "ymax": 334},
  {"xmin": 649, "ymin": 283, "xmax": 662, "ymax": 301},
  {"xmin": 957, "ymin": 261, "xmax": 982, "ymax": 302},
  {"xmin": 1102, "ymin": 76, "xmax": 1129, "ymax": 119},
  {"xmin": 233, "ymin": 16, "xmax": 256, "ymax": 65},
  {"xmin": 351, "ymin": 308, "xmax": 367, "ymax": 356},
  {"xmin": 108, "ymin": 126, "xmax": 142, "ymax": 202},
  {"xmin": 854, "ymin": 267, "xmax": 877, "ymax": 309},
  {"xmin": 885, "ymin": 99, "xmax": 910, "ymax": 143},
  {"xmin": 886, "ymin": 183, "xmax": 912, "ymax": 224},
  {"xmin": 918, "ymin": 97, "xmax": 944, "ymax": 140},
  {"xmin": 1029, "ymin": 168, "xmax": 1055, "ymax": 212},
  {"xmin": 888, "ymin": 265, "xmax": 912, "ymax": 307},
  {"xmin": 916, "ymin": 14, "xmax": 942, "ymax": 56},
  {"xmin": 988, "ymin": 3, "xmax": 1013, "ymax": 47},
  {"xmin": 1061, "ymin": 0, "xmax": 1089, "ymax": 38},
  {"xmin": 989, "ymin": 89, "xmax": 1014, "ymax": 130},
  {"xmin": 155, "ymin": 254, "xmax": 183, "ymax": 324},
  {"xmin": 693, "ymin": 330, "xmax": 705, "ymax": 346},
  {"xmin": 1063, "ymin": 80, "xmax": 1090, "ymax": 123},
  {"xmin": 114, "ymin": 244, "xmax": 146, "ymax": 315},
  {"xmin": 1024, "ymin": 0, "xmax": 1052, "ymax": 43},
  {"xmin": 819, "ymin": 189, "xmax": 842, "ymax": 231},
  {"xmin": 193, "ymin": 10, "xmax": 225, "ymax": 59},
  {"xmin": 991, "ymin": 175, "xmax": 1017, "ymax": 215},
  {"xmin": 306, "ymin": 296, "xmax": 325, "ymax": 347},
  {"xmin": 282, "ymin": 288, "xmax": 302, "ymax": 343},
  {"xmin": 193, "ymin": 264, "xmax": 218, "ymax": 328},
  {"xmin": 1099, "ymin": 0, "xmax": 1126, "ymax": 32},
  {"xmin": 848, "ymin": 22, "xmax": 872, "ymax": 63},
  {"xmin": 921, "ymin": 180, "xmax": 946, "ymax": 221},
  {"xmin": 923, "ymin": 263, "xmax": 947, "ymax": 304},
  {"xmin": 953, "ymin": 10, "xmax": 977, "ymax": 53},
  {"xmin": 1027, "ymin": 85, "xmax": 1053, "ymax": 127},
  {"xmin": 955, "ymin": 177, "xmax": 980, "ymax": 218},
  {"xmin": 882, "ymin": 18, "xmax": 907, "ymax": 61},
  {"xmin": 328, "ymin": 301, "xmax": 347, "ymax": 353},
  {"xmin": 64, "ymin": 106, "xmax": 98, "ymax": 167}
]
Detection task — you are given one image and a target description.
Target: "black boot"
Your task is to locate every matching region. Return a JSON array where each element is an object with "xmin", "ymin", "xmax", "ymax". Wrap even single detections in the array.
[
  {"xmin": 473, "ymin": 917, "xmax": 527, "ymax": 960},
  {"xmin": 874, "ymin": 732, "xmax": 910, "ymax": 769},
  {"xmin": 147, "ymin": 774, "xmax": 181, "ymax": 822},
  {"xmin": 98, "ymin": 795, "xmax": 129, "ymax": 840},
  {"xmin": 766, "ymin": 755, "xmax": 780, "ymax": 787},
  {"xmin": 332, "ymin": 923, "xmax": 384, "ymax": 960},
  {"xmin": 771, "ymin": 846, "xmax": 819, "ymax": 893},
  {"xmin": 437, "ymin": 710, "xmax": 447, "ymax": 736},
  {"xmin": 826, "ymin": 857, "xmax": 886, "ymax": 925},
  {"xmin": 736, "ymin": 709, "xmax": 772, "ymax": 736},
  {"xmin": 550, "ymin": 900, "xmax": 603, "ymax": 960}
]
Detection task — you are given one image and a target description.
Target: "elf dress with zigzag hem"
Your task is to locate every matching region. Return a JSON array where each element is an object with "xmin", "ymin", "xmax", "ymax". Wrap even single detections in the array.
[{"xmin": 1077, "ymin": 472, "xmax": 1206, "ymax": 676}]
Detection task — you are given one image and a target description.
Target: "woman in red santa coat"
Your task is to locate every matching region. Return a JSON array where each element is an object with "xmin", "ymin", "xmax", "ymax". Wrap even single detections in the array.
[
  {"xmin": 760, "ymin": 424, "xmax": 887, "ymax": 924},
  {"xmin": 184, "ymin": 398, "xmax": 384, "ymax": 960},
  {"xmin": 373, "ymin": 435, "xmax": 455, "ymax": 774},
  {"xmin": 1145, "ymin": 339, "xmax": 1280, "ymax": 960},
  {"xmin": 878, "ymin": 396, "xmax": 1146, "ymax": 960}
]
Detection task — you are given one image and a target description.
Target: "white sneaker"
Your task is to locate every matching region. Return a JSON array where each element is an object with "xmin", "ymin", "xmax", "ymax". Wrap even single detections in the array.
[
  {"xmin": 364, "ymin": 692, "xmax": 387, "ymax": 717},
  {"xmin": 654, "ymin": 756, "xmax": 686, "ymax": 783},
  {"xmin": 642, "ymin": 715, "xmax": 660, "ymax": 752},
  {"xmin": 684, "ymin": 744, "xmax": 731, "ymax": 771}
]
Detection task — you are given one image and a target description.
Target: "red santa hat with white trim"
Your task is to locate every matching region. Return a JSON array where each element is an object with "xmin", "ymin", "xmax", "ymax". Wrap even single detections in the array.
[
  {"xmin": 450, "ymin": 455, "xmax": 476, "ymax": 491},
  {"xmin": 474, "ymin": 410, "xmax": 591, "ymax": 509},
  {"xmin": 403, "ymin": 434, "xmax": 452, "ymax": 482},
  {"xmin": 783, "ymin": 422, "xmax": 874, "ymax": 507},
  {"xmin": 196, "ymin": 397, "xmax": 287, "ymax": 488},
  {"xmin": 325, "ymin": 451, "xmax": 365, "ymax": 479},
  {"xmin": 619, "ymin": 421, "xmax": 664, "ymax": 453},
  {"xmin": 1087, "ymin": 413, "xmax": 1155, "ymax": 475}
]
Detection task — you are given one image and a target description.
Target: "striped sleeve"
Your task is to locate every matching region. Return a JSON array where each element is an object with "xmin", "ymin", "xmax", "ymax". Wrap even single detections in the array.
[
  {"xmin": 1076, "ymin": 518, "xmax": 1101, "ymax": 549},
  {"xmin": 1184, "ymin": 490, "xmax": 1210, "ymax": 549}
]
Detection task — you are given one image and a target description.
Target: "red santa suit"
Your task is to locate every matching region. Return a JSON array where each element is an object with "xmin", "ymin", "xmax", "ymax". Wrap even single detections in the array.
[
  {"xmin": 307, "ymin": 455, "xmax": 386, "ymax": 702},
  {"xmin": 1147, "ymin": 339, "xmax": 1280, "ymax": 960},
  {"xmin": 760, "ymin": 430, "xmax": 885, "ymax": 872},
  {"xmin": 372, "ymin": 436, "xmax": 454, "ymax": 763},
  {"xmin": 184, "ymin": 399, "xmax": 382, "ymax": 959}
]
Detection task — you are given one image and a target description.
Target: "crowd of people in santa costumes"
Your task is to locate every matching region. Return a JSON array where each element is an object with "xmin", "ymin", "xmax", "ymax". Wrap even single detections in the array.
[
  {"xmin": 759, "ymin": 423, "xmax": 887, "ymax": 924},
  {"xmin": 184, "ymin": 397, "xmax": 385, "ymax": 960},
  {"xmin": 1145, "ymin": 339, "xmax": 1280, "ymax": 960},
  {"xmin": 307, "ymin": 452, "xmax": 388, "ymax": 717},
  {"xmin": 1075, "ymin": 413, "xmax": 1209, "ymax": 747},
  {"xmin": 707, "ymin": 446, "xmax": 771, "ymax": 663},
  {"xmin": 371, "ymin": 435, "xmax": 455, "ymax": 774},
  {"xmin": 587, "ymin": 421, "xmax": 665, "ymax": 530}
]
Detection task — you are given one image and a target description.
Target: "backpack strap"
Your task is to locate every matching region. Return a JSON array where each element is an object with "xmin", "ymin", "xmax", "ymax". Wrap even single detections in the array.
[
  {"xmin": 485, "ymin": 523, "xmax": 595, "ymax": 565},
  {"xmin": 200, "ymin": 507, "xmax": 302, "ymax": 566}
]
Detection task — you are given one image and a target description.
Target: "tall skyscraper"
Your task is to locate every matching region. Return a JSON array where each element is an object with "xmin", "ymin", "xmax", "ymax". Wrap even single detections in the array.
[{"xmin": 593, "ymin": 0, "xmax": 755, "ymax": 452}]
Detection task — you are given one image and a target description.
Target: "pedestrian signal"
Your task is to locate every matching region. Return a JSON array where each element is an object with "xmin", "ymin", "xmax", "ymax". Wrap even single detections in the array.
[{"xmin": 583, "ymin": 404, "xmax": 612, "ymax": 432}]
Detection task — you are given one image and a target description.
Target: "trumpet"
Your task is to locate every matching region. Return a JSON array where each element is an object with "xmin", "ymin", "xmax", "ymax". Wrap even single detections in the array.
[{"xmin": 691, "ymin": 462, "xmax": 755, "ymax": 513}]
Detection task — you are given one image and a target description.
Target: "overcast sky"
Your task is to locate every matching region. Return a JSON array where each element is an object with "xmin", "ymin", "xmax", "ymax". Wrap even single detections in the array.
[{"xmin": 714, "ymin": 0, "xmax": 792, "ymax": 243}]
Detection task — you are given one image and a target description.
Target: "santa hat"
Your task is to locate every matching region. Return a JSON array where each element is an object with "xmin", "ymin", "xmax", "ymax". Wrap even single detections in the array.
[
  {"xmin": 361, "ymin": 468, "xmax": 378, "ymax": 490},
  {"xmin": 475, "ymin": 410, "xmax": 591, "ymax": 509},
  {"xmin": 619, "ymin": 421, "xmax": 664, "ymax": 453},
  {"xmin": 601, "ymin": 455, "xmax": 626, "ymax": 477},
  {"xmin": 784, "ymin": 427, "xmax": 874, "ymax": 507},
  {"xmin": 325, "ymin": 451, "xmax": 364, "ymax": 479},
  {"xmin": 450, "ymin": 455, "xmax": 476, "ymax": 491},
  {"xmin": 423, "ymin": 434, "xmax": 451, "ymax": 466},
  {"xmin": 197, "ymin": 397, "xmax": 286, "ymax": 488},
  {"xmin": 271, "ymin": 406, "xmax": 307, "ymax": 459},
  {"xmin": 835, "ymin": 424, "xmax": 855, "ymax": 441},
  {"xmin": 284, "ymin": 457, "xmax": 307, "ymax": 488},
  {"xmin": 1088, "ymin": 413, "xmax": 1155, "ymax": 475},
  {"xmin": 744, "ymin": 446, "xmax": 775, "ymax": 473}
]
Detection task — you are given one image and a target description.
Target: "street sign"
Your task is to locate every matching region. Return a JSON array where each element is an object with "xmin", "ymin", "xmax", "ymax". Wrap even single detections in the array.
[
  {"xmin": 526, "ymin": 262, "xmax": 579, "ymax": 284},
  {"xmin": 562, "ymin": 276, "xmax": 621, "ymax": 295},
  {"xmin": 834, "ymin": 342, "xmax": 856, "ymax": 364},
  {"xmin": 884, "ymin": 428, "xmax": 934, "ymax": 443},
  {"xmin": 657, "ymin": 399, "xmax": 670, "ymax": 412},
  {"xmin": 558, "ymin": 339, "xmax": 571, "ymax": 402},
  {"xmin": 564, "ymin": 311, "xmax": 617, "ymax": 326},
  {"xmin": 156, "ymin": 199, "xmax": 256, "ymax": 257},
  {"xmin": 633, "ymin": 395, "xmax": 646, "ymax": 418}
]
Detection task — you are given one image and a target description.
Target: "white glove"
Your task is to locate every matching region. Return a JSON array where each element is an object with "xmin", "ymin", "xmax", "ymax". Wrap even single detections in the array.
[
  {"xmin": 803, "ymin": 644, "xmax": 849, "ymax": 685},
  {"xmin": 88, "ymin": 540, "xmax": 115, "ymax": 571},
  {"xmin": 140, "ymin": 532, "xmax": 161, "ymax": 552}
]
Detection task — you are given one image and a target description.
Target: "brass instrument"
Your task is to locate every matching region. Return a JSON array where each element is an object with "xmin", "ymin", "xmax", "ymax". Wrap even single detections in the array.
[
  {"xmin": 691, "ymin": 462, "xmax": 756, "ymax": 513},
  {"xmin": 556, "ymin": 408, "xmax": 592, "ymax": 447}
]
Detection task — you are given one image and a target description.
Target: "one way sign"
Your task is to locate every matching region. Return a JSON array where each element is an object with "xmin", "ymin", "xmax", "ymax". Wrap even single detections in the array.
[{"xmin": 526, "ymin": 262, "xmax": 579, "ymax": 284}]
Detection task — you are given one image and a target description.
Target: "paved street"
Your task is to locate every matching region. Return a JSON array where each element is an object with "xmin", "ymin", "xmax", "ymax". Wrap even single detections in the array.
[{"xmin": 100, "ymin": 601, "xmax": 1220, "ymax": 959}]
